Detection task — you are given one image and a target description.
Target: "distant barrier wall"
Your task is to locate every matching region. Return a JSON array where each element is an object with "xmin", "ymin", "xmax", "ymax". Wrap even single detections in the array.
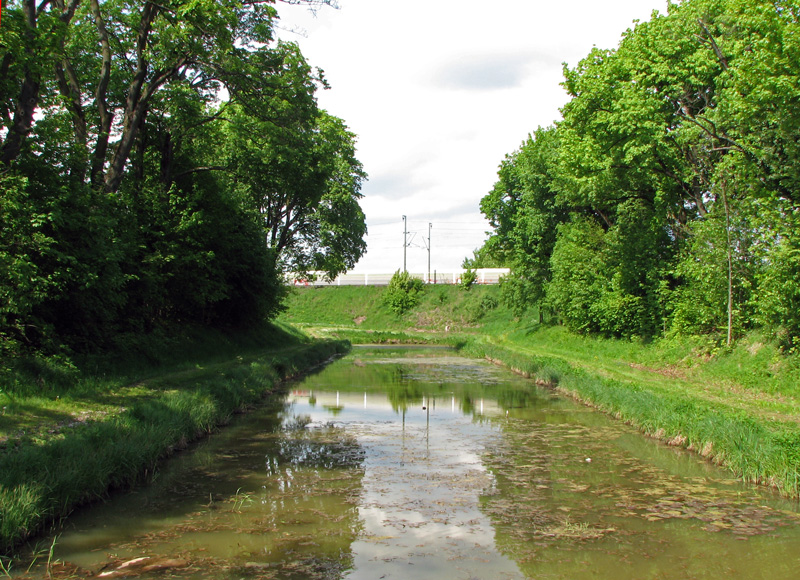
[{"xmin": 288, "ymin": 268, "xmax": 510, "ymax": 287}]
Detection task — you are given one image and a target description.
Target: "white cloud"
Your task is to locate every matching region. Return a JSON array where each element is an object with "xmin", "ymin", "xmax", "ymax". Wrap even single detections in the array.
[{"xmin": 277, "ymin": 0, "xmax": 669, "ymax": 273}]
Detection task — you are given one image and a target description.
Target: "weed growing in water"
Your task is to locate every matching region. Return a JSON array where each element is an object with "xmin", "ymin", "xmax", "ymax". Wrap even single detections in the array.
[{"xmin": 231, "ymin": 488, "xmax": 255, "ymax": 513}]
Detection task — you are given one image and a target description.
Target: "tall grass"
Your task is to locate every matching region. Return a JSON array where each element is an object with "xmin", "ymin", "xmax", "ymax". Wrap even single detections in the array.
[{"xmin": 0, "ymin": 336, "xmax": 348, "ymax": 555}]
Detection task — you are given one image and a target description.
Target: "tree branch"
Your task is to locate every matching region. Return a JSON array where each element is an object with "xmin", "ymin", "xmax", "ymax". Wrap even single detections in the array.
[
  {"xmin": 697, "ymin": 19, "xmax": 729, "ymax": 71},
  {"xmin": 1, "ymin": 0, "xmax": 41, "ymax": 166},
  {"xmin": 173, "ymin": 165, "xmax": 228, "ymax": 179}
]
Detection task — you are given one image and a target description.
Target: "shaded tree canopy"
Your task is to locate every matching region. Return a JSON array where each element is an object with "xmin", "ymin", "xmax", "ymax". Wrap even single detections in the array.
[{"xmin": 0, "ymin": 0, "xmax": 366, "ymax": 354}]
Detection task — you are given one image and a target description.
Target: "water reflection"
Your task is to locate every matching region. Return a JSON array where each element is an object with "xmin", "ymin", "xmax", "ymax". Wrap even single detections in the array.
[
  {"xmin": 482, "ymin": 407, "xmax": 800, "ymax": 579},
  {"xmin": 285, "ymin": 387, "xmax": 525, "ymax": 579},
  {"xmin": 14, "ymin": 346, "xmax": 800, "ymax": 580},
  {"xmin": 21, "ymin": 396, "xmax": 366, "ymax": 579}
]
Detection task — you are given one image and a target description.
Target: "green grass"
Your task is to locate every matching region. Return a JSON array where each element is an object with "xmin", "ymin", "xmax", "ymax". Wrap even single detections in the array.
[
  {"xmin": 0, "ymin": 323, "xmax": 349, "ymax": 556},
  {"xmin": 279, "ymin": 284, "xmax": 511, "ymax": 334}
]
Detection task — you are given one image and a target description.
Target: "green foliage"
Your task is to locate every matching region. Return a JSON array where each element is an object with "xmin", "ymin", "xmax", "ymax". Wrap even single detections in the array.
[
  {"xmin": 480, "ymin": 127, "xmax": 566, "ymax": 315},
  {"xmin": 480, "ymin": 294, "xmax": 499, "ymax": 311},
  {"xmin": 460, "ymin": 269, "xmax": 478, "ymax": 290},
  {"xmin": 668, "ymin": 218, "xmax": 731, "ymax": 336},
  {"xmin": 474, "ymin": 0, "xmax": 800, "ymax": 345},
  {"xmin": 222, "ymin": 90, "xmax": 368, "ymax": 279},
  {"xmin": 0, "ymin": 173, "xmax": 55, "ymax": 353},
  {"xmin": 0, "ymin": 1, "xmax": 365, "ymax": 357},
  {"xmin": 461, "ymin": 239, "xmax": 508, "ymax": 269},
  {"xmin": 383, "ymin": 271, "xmax": 425, "ymax": 315},
  {"xmin": 545, "ymin": 217, "xmax": 625, "ymax": 335},
  {"xmin": 543, "ymin": 221, "xmax": 590, "ymax": 319},
  {"xmin": 752, "ymin": 206, "xmax": 800, "ymax": 350}
]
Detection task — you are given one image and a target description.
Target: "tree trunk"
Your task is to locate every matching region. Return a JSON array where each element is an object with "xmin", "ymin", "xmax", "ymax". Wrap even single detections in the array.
[
  {"xmin": 0, "ymin": 0, "xmax": 39, "ymax": 166},
  {"xmin": 90, "ymin": 0, "xmax": 115, "ymax": 187},
  {"xmin": 721, "ymin": 178, "xmax": 734, "ymax": 347},
  {"xmin": 160, "ymin": 129, "xmax": 174, "ymax": 186}
]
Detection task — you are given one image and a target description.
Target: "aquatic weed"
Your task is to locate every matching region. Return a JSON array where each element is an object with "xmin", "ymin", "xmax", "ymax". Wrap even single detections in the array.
[{"xmin": 231, "ymin": 488, "xmax": 255, "ymax": 513}]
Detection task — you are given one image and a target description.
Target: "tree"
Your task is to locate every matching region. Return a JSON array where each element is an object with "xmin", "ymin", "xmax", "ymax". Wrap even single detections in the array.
[
  {"xmin": 550, "ymin": 0, "xmax": 755, "ymax": 338},
  {"xmin": 225, "ymin": 100, "xmax": 367, "ymax": 279},
  {"xmin": 476, "ymin": 0, "xmax": 785, "ymax": 339},
  {"xmin": 0, "ymin": 0, "xmax": 362, "ymax": 354},
  {"xmin": 478, "ymin": 126, "xmax": 567, "ymax": 316},
  {"xmin": 753, "ymin": 203, "xmax": 800, "ymax": 350},
  {"xmin": 1, "ymin": 0, "xmax": 339, "ymax": 190},
  {"xmin": 0, "ymin": 173, "xmax": 56, "ymax": 351},
  {"xmin": 544, "ymin": 217, "xmax": 609, "ymax": 334}
]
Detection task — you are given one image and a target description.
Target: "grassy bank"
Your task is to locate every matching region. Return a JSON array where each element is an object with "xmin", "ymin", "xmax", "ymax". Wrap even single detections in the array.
[
  {"xmin": 281, "ymin": 285, "xmax": 800, "ymax": 497},
  {"xmin": 279, "ymin": 284, "xmax": 511, "ymax": 338},
  {"xmin": 462, "ymin": 336, "xmax": 800, "ymax": 496},
  {"xmin": 0, "ymin": 323, "xmax": 349, "ymax": 556}
]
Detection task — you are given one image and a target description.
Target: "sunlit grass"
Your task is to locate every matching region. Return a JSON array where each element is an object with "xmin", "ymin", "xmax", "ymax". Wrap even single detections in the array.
[{"xmin": 279, "ymin": 284, "xmax": 510, "ymax": 334}]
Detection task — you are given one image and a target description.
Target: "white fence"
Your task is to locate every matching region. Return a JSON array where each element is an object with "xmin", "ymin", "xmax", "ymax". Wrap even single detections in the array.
[{"xmin": 289, "ymin": 268, "xmax": 510, "ymax": 287}]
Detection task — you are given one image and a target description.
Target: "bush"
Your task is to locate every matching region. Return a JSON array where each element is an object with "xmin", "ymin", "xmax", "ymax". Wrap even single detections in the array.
[
  {"xmin": 383, "ymin": 270, "xmax": 424, "ymax": 315},
  {"xmin": 460, "ymin": 269, "xmax": 478, "ymax": 290},
  {"xmin": 481, "ymin": 294, "xmax": 499, "ymax": 311}
]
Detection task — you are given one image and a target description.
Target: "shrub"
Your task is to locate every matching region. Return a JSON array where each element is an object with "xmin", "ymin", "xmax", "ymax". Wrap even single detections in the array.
[
  {"xmin": 460, "ymin": 269, "xmax": 478, "ymax": 290},
  {"xmin": 383, "ymin": 270, "xmax": 424, "ymax": 315}
]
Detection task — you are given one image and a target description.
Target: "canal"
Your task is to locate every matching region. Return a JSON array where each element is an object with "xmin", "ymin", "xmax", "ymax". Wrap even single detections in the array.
[{"xmin": 21, "ymin": 346, "xmax": 800, "ymax": 579}]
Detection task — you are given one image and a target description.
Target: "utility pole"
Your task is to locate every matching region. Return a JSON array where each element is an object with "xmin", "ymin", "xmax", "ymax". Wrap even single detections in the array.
[
  {"xmin": 402, "ymin": 215, "xmax": 407, "ymax": 273},
  {"xmin": 427, "ymin": 223, "xmax": 432, "ymax": 283}
]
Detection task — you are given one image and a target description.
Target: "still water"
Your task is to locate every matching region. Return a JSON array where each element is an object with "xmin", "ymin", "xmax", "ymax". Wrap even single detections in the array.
[{"xmin": 22, "ymin": 346, "xmax": 800, "ymax": 579}]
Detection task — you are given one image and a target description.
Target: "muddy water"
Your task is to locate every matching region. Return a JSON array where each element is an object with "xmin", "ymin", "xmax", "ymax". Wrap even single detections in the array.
[{"xmin": 22, "ymin": 346, "xmax": 800, "ymax": 579}]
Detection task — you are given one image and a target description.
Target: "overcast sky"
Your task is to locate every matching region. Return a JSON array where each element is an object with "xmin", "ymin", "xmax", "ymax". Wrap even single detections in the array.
[{"xmin": 277, "ymin": 0, "xmax": 669, "ymax": 275}]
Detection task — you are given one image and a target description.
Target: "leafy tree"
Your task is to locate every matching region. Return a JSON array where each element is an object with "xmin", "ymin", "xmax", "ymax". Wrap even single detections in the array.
[
  {"xmin": 0, "ymin": 0, "xmax": 362, "ymax": 356},
  {"xmin": 0, "ymin": 173, "xmax": 56, "ymax": 352},
  {"xmin": 461, "ymin": 239, "xmax": 509, "ymax": 270},
  {"xmin": 544, "ymin": 217, "xmax": 610, "ymax": 334},
  {"xmin": 1, "ymin": 0, "xmax": 338, "ymax": 189},
  {"xmin": 479, "ymin": 127, "xmax": 567, "ymax": 316},
  {"xmin": 224, "ymin": 100, "xmax": 367, "ymax": 279},
  {"xmin": 475, "ymin": 0, "xmax": 799, "ymax": 341},
  {"xmin": 750, "ymin": 196, "xmax": 800, "ymax": 350}
]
